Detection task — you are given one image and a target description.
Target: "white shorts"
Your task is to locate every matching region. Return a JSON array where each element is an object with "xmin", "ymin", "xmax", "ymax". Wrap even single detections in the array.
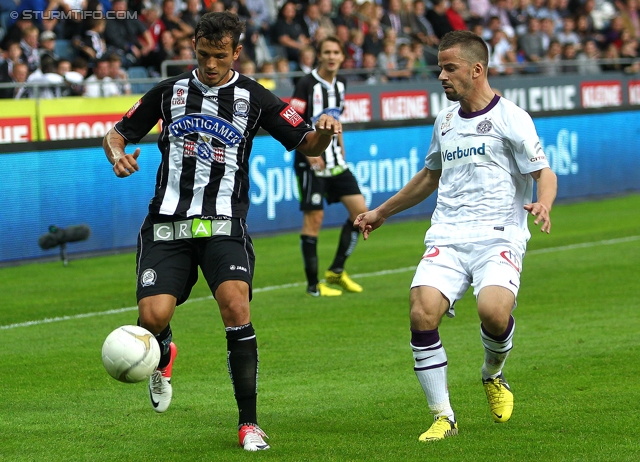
[{"xmin": 411, "ymin": 239, "xmax": 525, "ymax": 317}]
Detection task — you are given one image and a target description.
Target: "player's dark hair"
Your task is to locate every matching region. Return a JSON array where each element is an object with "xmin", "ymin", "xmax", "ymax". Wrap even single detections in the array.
[
  {"xmin": 195, "ymin": 11, "xmax": 246, "ymax": 49},
  {"xmin": 439, "ymin": 30, "xmax": 489, "ymax": 70},
  {"xmin": 317, "ymin": 35, "xmax": 344, "ymax": 56}
]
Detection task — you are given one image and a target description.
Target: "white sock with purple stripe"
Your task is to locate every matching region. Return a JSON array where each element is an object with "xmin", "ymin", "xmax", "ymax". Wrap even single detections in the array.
[
  {"xmin": 411, "ymin": 328, "xmax": 454, "ymax": 420},
  {"xmin": 481, "ymin": 315, "xmax": 515, "ymax": 380}
]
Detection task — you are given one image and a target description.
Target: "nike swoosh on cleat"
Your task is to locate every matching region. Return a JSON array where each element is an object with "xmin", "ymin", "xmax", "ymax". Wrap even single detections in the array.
[
  {"xmin": 149, "ymin": 388, "xmax": 160, "ymax": 408},
  {"xmin": 494, "ymin": 413, "xmax": 502, "ymax": 419}
]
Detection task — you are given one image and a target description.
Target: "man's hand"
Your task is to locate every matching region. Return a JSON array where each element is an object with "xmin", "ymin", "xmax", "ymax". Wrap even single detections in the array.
[
  {"xmin": 314, "ymin": 114, "xmax": 342, "ymax": 136},
  {"xmin": 112, "ymin": 148, "xmax": 141, "ymax": 177},
  {"xmin": 524, "ymin": 202, "xmax": 551, "ymax": 233},
  {"xmin": 354, "ymin": 209, "xmax": 386, "ymax": 240}
]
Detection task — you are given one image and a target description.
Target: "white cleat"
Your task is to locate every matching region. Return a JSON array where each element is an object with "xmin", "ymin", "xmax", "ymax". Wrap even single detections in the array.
[{"xmin": 238, "ymin": 424, "xmax": 270, "ymax": 451}]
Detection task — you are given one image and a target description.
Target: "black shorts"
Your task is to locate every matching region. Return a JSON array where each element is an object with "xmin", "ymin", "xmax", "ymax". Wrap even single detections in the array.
[
  {"xmin": 136, "ymin": 215, "xmax": 255, "ymax": 305},
  {"xmin": 294, "ymin": 158, "xmax": 362, "ymax": 212}
]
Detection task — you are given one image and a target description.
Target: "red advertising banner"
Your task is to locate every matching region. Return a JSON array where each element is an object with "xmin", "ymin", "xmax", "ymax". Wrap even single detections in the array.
[
  {"xmin": 0, "ymin": 100, "xmax": 37, "ymax": 143},
  {"xmin": 580, "ymin": 80, "xmax": 622, "ymax": 108},
  {"xmin": 379, "ymin": 89, "xmax": 429, "ymax": 120}
]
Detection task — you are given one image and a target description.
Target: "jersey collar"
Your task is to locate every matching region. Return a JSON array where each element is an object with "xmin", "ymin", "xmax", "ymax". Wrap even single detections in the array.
[
  {"xmin": 192, "ymin": 69, "xmax": 240, "ymax": 96},
  {"xmin": 458, "ymin": 94, "xmax": 500, "ymax": 119},
  {"xmin": 311, "ymin": 68, "xmax": 336, "ymax": 89}
]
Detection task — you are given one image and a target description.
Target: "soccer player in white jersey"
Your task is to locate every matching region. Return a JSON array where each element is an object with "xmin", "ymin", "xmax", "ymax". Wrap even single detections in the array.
[{"xmin": 355, "ymin": 30, "xmax": 557, "ymax": 441}]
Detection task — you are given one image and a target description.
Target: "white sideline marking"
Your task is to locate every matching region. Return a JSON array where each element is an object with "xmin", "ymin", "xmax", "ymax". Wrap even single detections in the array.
[{"xmin": 1, "ymin": 236, "xmax": 638, "ymax": 331}]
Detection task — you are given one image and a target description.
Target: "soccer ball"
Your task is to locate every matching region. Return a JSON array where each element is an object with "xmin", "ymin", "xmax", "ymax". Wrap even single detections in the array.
[{"xmin": 102, "ymin": 325, "xmax": 161, "ymax": 383}]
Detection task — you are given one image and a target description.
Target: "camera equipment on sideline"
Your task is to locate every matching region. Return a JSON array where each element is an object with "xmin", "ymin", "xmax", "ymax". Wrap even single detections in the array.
[{"xmin": 38, "ymin": 225, "xmax": 91, "ymax": 265}]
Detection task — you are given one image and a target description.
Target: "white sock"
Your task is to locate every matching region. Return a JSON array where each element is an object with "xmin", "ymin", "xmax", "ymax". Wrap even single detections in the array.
[
  {"xmin": 481, "ymin": 316, "xmax": 515, "ymax": 380},
  {"xmin": 412, "ymin": 340, "xmax": 454, "ymax": 420}
]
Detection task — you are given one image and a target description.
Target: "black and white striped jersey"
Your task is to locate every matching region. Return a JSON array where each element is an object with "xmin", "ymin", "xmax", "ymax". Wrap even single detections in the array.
[
  {"xmin": 290, "ymin": 69, "xmax": 347, "ymax": 177},
  {"xmin": 115, "ymin": 69, "xmax": 313, "ymax": 219}
]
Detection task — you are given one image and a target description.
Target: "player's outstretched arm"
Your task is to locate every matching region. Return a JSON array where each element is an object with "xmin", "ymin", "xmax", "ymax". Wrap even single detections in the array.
[
  {"xmin": 297, "ymin": 114, "xmax": 342, "ymax": 157},
  {"xmin": 355, "ymin": 167, "xmax": 440, "ymax": 240},
  {"xmin": 525, "ymin": 167, "xmax": 557, "ymax": 233},
  {"xmin": 103, "ymin": 128, "xmax": 141, "ymax": 178}
]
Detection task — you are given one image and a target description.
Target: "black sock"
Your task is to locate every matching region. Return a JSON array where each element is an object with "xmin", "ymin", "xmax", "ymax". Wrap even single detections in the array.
[
  {"xmin": 226, "ymin": 323, "xmax": 258, "ymax": 427},
  {"xmin": 300, "ymin": 235, "xmax": 319, "ymax": 290},
  {"xmin": 330, "ymin": 219, "xmax": 359, "ymax": 272},
  {"xmin": 138, "ymin": 319, "xmax": 172, "ymax": 369}
]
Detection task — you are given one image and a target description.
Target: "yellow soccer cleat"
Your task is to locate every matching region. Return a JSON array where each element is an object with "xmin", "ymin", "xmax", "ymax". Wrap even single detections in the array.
[
  {"xmin": 307, "ymin": 282, "xmax": 342, "ymax": 297},
  {"xmin": 418, "ymin": 415, "xmax": 458, "ymax": 442},
  {"xmin": 483, "ymin": 373, "xmax": 514, "ymax": 423},
  {"xmin": 324, "ymin": 270, "xmax": 363, "ymax": 293}
]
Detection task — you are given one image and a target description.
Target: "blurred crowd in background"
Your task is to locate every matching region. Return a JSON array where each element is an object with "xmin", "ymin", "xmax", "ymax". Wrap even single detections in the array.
[{"xmin": 1, "ymin": 0, "xmax": 639, "ymax": 99}]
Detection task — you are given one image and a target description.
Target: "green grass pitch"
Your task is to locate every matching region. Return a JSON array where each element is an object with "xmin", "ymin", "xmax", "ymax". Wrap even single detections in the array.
[{"xmin": 0, "ymin": 194, "xmax": 639, "ymax": 461}]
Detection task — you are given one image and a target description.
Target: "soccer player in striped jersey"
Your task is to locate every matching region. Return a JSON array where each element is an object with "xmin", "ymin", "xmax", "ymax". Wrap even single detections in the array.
[
  {"xmin": 356, "ymin": 31, "xmax": 558, "ymax": 442},
  {"xmin": 290, "ymin": 36, "xmax": 368, "ymax": 297},
  {"xmin": 102, "ymin": 11, "xmax": 342, "ymax": 451}
]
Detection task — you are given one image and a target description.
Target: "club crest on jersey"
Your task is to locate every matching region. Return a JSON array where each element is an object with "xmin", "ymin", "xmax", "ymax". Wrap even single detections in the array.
[
  {"xmin": 140, "ymin": 269, "xmax": 157, "ymax": 287},
  {"xmin": 169, "ymin": 114, "xmax": 243, "ymax": 147},
  {"xmin": 233, "ymin": 98, "xmax": 250, "ymax": 117},
  {"xmin": 476, "ymin": 119, "xmax": 493, "ymax": 134},
  {"xmin": 312, "ymin": 107, "xmax": 341, "ymax": 123}
]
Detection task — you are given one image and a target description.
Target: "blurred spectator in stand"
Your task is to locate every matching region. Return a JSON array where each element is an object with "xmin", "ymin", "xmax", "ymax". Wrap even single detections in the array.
[
  {"xmin": 427, "ymin": 0, "xmax": 455, "ymax": 39},
  {"xmin": 166, "ymin": 43, "xmax": 195, "ymax": 76},
  {"xmin": 487, "ymin": 0, "xmax": 515, "ymax": 38},
  {"xmin": 409, "ymin": 0, "xmax": 439, "ymax": 48},
  {"xmin": 312, "ymin": 26, "xmax": 332, "ymax": 50},
  {"xmin": 239, "ymin": 58, "xmax": 257, "ymax": 79},
  {"xmin": 84, "ymin": 57, "xmax": 121, "ymax": 97},
  {"xmin": 58, "ymin": 0, "xmax": 87, "ymax": 40},
  {"xmin": 70, "ymin": 57, "xmax": 89, "ymax": 80},
  {"xmin": 144, "ymin": 28, "xmax": 176, "ymax": 76},
  {"xmin": 141, "ymin": 6, "xmax": 166, "ymax": 53},
  {"xmin": 335, "ymin": 24, "xmax": 351, "ymax": 54},
  {"xmin": 575, "ymin": 13, "xmax": 604, "ymax": 45},
  {"xmin": 56, "ymin": 58, "xmax": 71, "ymax": 76},
  {"xmin": 360, "ymin": 51, "xmax": 383, "ymax": 83},
  {"xmin": 9, "ymin": 0, "xmax": 59, "ymax": 34},
  {"xmin": 26, "ymin": 55, "xmax": 65, "ymax": 98},
  {"xmin": 410, "ymin": 41, "xmax": 431, "ymax": 79},
  {"xmin": 108, "ymin": 52, "xmax": 132, "ymax": 95},
  {"xmin": 518, "ymin": 16, "xmax": 546, "ymax": 72},
  {"xmin": 510, "ymin": 0, "xmax": 532, "ymax": 36},
  {"xmin": 257, "ymin": 60, "xmax": 276, "ymax": 90},
  {"xmin": 381, "ymin": 0, "xmax": 410, "ymax": 42},
  {"xmin": 540, "ymin": 38, "xmax": 563, "ymax": 74},
  {"xmin": 560, "ymin": 42, "xmax": 579, "ymax": 72},
  {"xmin": 546, "ymin": 0, "xmax": 565, "ymax": 34},
  {"xmin": 395, "ymin": 41, "xmax": 415, "ymax": 80},
  {"xmin": 363, "ymin": 17, "xmax": 385, "ymax": 56},
  {"xmin": 316, "ymin": 0, "xmax": 337, "ymax": 35},
  {"xmin": 341, "ymin": 55, "xmax": 362, "ymax": 82},
  {"xmin": 601, "ymin": 42, "xmax": 622, "ymax": 71},
  {"xmin": 162, "ymin": 0, "xmax": 194, "ymax": 41},
  {"xmin": 620, "ymin": 38, "xmax": 640, "ymax": 72},
  {"xmin": 274, "ymin": 55, "xmax": 293, "ymax": 88},
  {"xmin": 74, "ymin": 17, "xmax": 108, "ymax": 64},
  {"xmin": 540, "ymin": 17, "xmax": 557, "ymax": 51},
  {"xmin": 468, "ymin": 0, "xmax": 492, "ymax": 24},
  {"xmin": 577, "ymin": 38, "xmax": 603, "ymax": 74},
  {"xmin": 20, "ymin": 26, "xmax": 41, "ymax": 73},
  {"xmin": 604, "ymin": 15, "xmax": 626, "ymax": 49},
  {"xmin": 298, "ymin": 45, "xmax": 316, "ymax": 74},
  {"xmin": 104, "ymin": 0, "xmax": 155, "ymax": 68},
  {"xmin": 180, "ymin": 0, "xmax": 203, "ymax": 31},
  {"xmin": 333, "ymin": 0, "xmax": 358, "ymax": 30},
  {"xmin": 488, "ymin": 29, "xmax": 518, "ymax": 75},
  {"xmin": 300, "ymin": 2, "xmax": 323, "ymax": 41},
  {"xmin": 354, "ymin": 0, "xmax": 374, "ymax": 34},
  {"xmin": 377, "ymin": 37, "xmax": 400, "ymax": 81},
  {"xmin": 38, "ymin": 30, "xmax": 59, "ymax": 62},
  {"xmin": 273, "ymin": 1, "xmax": 311, "ymax": 63},
  {"xmin": 618, "ymin": 0, "xmax": 640, "ymax": 40},
  {"xmin": 446, "ymin": 0, "xmax": 470, "ymax": 31},
  {"xmin": 0, "ymin": 62, "xmax": 30, "ymax": 99},
  {"xmin": 527, "ymin": 0, "xmax": 550, "ymax": 20},
  {"xmin": 347, "ymin": 28, "xmax": 365, "ymax": 68},
  {"xmin": 557, "ymin": 16, "xmax": 582, "ymax": 48},
  {"xmin": 245, "ymin": 0, "xmax": 274, "ymax": 36}
]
